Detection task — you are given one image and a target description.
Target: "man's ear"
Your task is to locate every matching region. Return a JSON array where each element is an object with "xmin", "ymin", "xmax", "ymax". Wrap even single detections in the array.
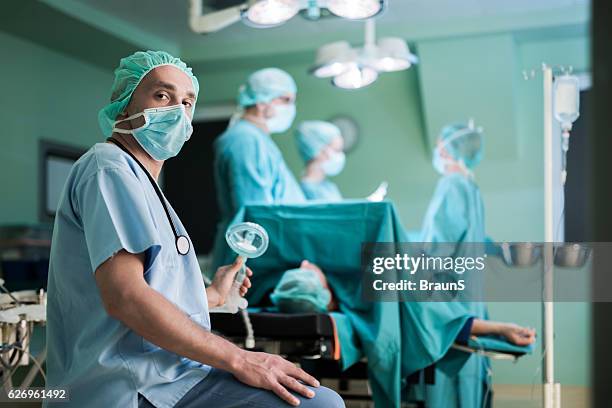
[
  {"xmin": 260, "ymin": 102, "xmax": 273, "ymax": 119},
  {"xmin": 114, "ymin": 109, "xmax": 129, "ymax": 121}
]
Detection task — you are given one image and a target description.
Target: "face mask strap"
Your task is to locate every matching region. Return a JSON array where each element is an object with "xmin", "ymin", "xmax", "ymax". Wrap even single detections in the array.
[
  {"xmin": 437, "ymin": 124, "xmax": 483, "ymax": 171},
  {"xmin": 114, "ymin": 110, "xmax": 144, "ymax": 125},
  {"xmin": 112, "ymin": 110, "xmax": 146, "ymax": 134}
]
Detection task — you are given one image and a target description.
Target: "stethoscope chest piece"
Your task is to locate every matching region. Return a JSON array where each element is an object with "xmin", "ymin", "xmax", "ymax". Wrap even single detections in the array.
[{"xmin": 176, "ymin": 235, "xmax": 190, "ymax": 256}]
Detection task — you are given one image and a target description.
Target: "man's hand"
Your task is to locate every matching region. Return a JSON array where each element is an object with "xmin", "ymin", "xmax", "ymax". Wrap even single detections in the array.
[
  {"xmin": 471, "ymin": 319, "xmax": 536, "ymax": 347},
  {"xmin": 498, "ymin": 323, "xmax": 536, "ymax": 346},
  {"xmin": 207, "ymin": 256, "xmax": 252, "ymax": 308},
  {"xmin": 231, "ymin": 350, "xmax": 320, "ymax": 406}
]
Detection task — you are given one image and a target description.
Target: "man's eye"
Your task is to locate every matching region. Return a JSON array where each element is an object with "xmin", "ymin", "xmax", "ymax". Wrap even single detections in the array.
[
  {"xmin": 156, "ymin": 93, "xmax": 169, "ymax": 100},
  {"xmin": 183, "ymin": 101, "xmax": 193, "ymax": 108}
]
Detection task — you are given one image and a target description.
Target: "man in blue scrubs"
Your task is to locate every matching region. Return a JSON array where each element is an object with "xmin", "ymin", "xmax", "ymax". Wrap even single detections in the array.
[{"xmin": 45, "ymin": 51, "xmax": 344, "ymax": 408}]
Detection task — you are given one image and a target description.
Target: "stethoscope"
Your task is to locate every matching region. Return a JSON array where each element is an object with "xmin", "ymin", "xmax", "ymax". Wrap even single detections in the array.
[{"xmin": 107, "ymin": 138, "xmax": 190, "ymax": 255}]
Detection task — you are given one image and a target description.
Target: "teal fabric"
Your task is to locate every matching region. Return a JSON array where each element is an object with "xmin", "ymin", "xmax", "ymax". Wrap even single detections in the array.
[
  {"xmin": 98, "ymin": 50, "xmax": 199, "ymax": 137},
  {"xmin": 213, "ymin": 120, "xmax": 305, "ymax": 221},
  {"xmin": 270, "ymin": 268, "xmax": 331, "ymax": 313},
  {"xmin": 301, "ymin": 179, "xmax": 343, "ymax": 201},
  {"xmin": 467, "ymin": 335, "xmax": 536, "ymax": 355},
  {"xmin": 211, "ymin": 119, "xmax": 306, "ymax": 270},
  {"xmin": 45, "ymin": 143, "xmax": 210, "ymax": 408},
  {"xmin": 215, "ymin": 201, "xmax": 480, "ymax": 407},
  {"xmin": 414, "ymin": 171, "xmax": 490, "ymax": 408},
  {"xmin": 419, "ymin": 173, "xmax": 485, "ymax": 243}
]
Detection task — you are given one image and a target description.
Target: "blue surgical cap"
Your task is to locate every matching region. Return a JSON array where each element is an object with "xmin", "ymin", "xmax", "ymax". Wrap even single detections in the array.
[
  {"xmin": 295, "ymin": 120, "xmax": 342, "ymax": 162},
  {"xmin": 270, "ymin": 268, "xmax": 331, "ymax": 313},
  {"xmin": 98, "ymin": 50, "xmax": 200, "ymax": 136},
  {"xmin": 438, "ymin": 122, "xmax": 484, "ymax": 169},
  {"xmin": 238, "ymin": 68, "xmax": 297, "ymax": 107}
]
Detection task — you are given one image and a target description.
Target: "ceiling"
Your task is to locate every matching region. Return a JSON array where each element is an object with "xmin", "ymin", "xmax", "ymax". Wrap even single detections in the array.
[{"xmin": 36, "ymin": 0, "xmax": 590, "ymax": 63}]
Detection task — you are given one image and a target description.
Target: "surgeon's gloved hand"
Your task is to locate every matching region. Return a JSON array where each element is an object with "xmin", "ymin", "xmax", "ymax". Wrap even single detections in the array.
[
  {"xmin": 231, "ymin": 350, "xmax": 320, "ymax": 406},
  {"xmin": 366, "ymin": 181, "xmax": 388, "ymax": 202},
  {"xmin": 207, "ymin": 256, "xmax": 252, "ymax": 308}
]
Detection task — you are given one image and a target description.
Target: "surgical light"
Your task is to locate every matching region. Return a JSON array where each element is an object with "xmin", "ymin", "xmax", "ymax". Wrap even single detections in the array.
[
  {"xmin": 310, "ymin": 20, "xmax": 418, "ymax": 90},
  {"xmin": 332, "ymin": 65, "xmax": 378, "ymax": 89},
  {"xmin": 243, "ymin": 0, "xmax": 300, "ymax": 27},
  {"xmin": 326, "ymin": 0, "xmax": 385, "ymax": 20},
  {"xmin": 310, "ymin": 41, "xmax": 356, "ymax": 78},
  {"xmin": 188, "ymin": 0, "xmax": 389, "ymax": 34},
  {"xmin": 371, "ymin": 37, "xmax": 418, "ymax": 72}
]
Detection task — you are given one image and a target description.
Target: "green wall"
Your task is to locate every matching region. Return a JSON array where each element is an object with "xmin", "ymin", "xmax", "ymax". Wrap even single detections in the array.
[{"xmin": 0, "ymin": 31, "xmax": 113, "ymax": 225}]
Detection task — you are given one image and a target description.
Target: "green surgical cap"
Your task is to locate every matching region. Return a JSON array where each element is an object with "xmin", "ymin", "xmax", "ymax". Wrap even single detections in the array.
[
  {"xmin": 237, "ymin": 68, "xmax": 296, "ymax": 107},
  {"xmin": 439, "ymin": 122, "xmax": 484, "ymax": 169},
  {"xmin": 270, "ymin": 268, "xmax": 331, "ymax": 313},
  {"xmin": 295, "ymin": 120, "xmax": 342, "ymax": 162},
  {"xmin": 98, "ymin": 50, "xmax": 200, "ymax": 136}
]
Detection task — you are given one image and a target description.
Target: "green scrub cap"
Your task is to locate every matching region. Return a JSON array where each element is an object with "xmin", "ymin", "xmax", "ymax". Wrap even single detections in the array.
[
  {"xmin": 438, "ymin": 121, "xmax": 484, "ymax": 169},
  {"xmin": 270, "ymin": 268, "xmax": 331, "ymax": 313},
  {"xmin": 295, "ymin": 120, "xmax": 342, "ymax": 162},
  {"xmin": 237, "ymin": 68, "xmax": 296, "ymax": 108},
  {"xmin": 98, "ymin": 50, "xmax": 200, "ymax": 136}
]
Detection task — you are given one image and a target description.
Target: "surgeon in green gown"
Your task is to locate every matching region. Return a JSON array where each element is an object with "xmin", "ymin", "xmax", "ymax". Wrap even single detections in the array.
[
  {"xmin": 212, "ymin": 68, "xmax": 306, "ymax": 268},
  {"xmin": 410, "ymin": 121, "xmax": 535, "ymax": 407}
]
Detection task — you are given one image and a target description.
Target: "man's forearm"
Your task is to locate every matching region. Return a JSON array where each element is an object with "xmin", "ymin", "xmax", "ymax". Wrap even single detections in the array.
[
  {"xmin": 112, "ymin": 284, "xmax": 242, "ymax": 372},
  {"xmin": 471, "ymin": 319, "xmax": 502, "ymax": 336}
]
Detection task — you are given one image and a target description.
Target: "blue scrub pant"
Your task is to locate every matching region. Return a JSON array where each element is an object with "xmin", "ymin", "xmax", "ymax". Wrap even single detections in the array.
[{"xmin": 138, "ymin": 368, "xmax": 345, "ymax": 408}]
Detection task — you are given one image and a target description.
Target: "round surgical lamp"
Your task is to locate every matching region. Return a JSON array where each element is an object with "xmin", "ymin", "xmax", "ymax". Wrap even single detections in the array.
[
  {"xmin": 332, "ymin": 65, "xmax": 378, "ymax": 89},
  {"xmin": 371, "ymin": 37, "xmax": 419, "ymax": 72},
  {"xmin": 310, "ymin": 41, "xmax": 356, "ymax": 78},
  {"xmin": 242, "ymin": 0, "xmax": 300, "ymax": 27},
  {"xmin": 326, "ymin": 0, "xmax": 386, "ymax": 20}
]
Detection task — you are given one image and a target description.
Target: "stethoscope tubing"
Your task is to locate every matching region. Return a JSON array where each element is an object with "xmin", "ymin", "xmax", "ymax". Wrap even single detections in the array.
[{"xmin": 107, "ymin": 138, "xmax": 190, "ymax": 255}]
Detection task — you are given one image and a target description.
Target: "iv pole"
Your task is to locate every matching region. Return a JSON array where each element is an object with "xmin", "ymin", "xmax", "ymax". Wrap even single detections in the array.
[
  {"xmin": 542, "ymin": 64, "xmax": 561, "ymax": 408},
  {"xmin": 524, "ymin": 62, "xmax": 579, "ymax": 408}
]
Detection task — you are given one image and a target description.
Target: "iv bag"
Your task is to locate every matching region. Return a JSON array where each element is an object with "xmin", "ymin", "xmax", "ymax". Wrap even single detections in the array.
[{"xmin": 554, "ymin": 74, "xmax": 580, "ymax": 131}]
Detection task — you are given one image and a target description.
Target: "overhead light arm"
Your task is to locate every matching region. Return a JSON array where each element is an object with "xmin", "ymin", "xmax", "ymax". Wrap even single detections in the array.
[
  {"xmin": 189, "ymin": 0, "xmax": 244, "ymax": 34},
  {"xmin": 365, "ymin": 19, "xmax": 376, "ymax": 48}
]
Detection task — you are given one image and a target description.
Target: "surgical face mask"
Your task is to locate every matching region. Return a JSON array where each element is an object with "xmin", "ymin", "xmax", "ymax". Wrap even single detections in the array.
[
  {"xmin": 321, "ymin": 151, "xmax": 346, "ymax": 176},
  {"xmin": 433, "ymin": 147, "xmax": 473, "ymax": 178},
  {"xmin": 112, "ymin": 104, "xmax": 193, "ymax": 161},
  {"xmin": 266, "ymin": 103, "xmax": 296, "ymax": 134},
  {"xmin": 433, "ymin": 148, "xmax": 452, "ymax": 175}
]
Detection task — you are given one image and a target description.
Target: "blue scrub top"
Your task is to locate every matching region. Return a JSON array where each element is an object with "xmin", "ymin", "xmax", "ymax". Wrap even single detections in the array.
[
  {"xmin": 45, "ymin": 143, "xmax": 211, "ymax": 408},
  {"xmin": 419, "ymin": 173, "xmax": 485, "ymax": 243},
  {"xmin": 416, "ymin": 172, "xmax": 490, "ymax": 407},
  {"xmin": 213, "ymin": 119, "xmax": 305, "ymax": 220},
  {"xmin": 300, "ymin": 179, "xmax": 342, "ymax": 202},
  {"xmin": 211, "ymin": 120, "xmax": 305, "ymax": 269}
]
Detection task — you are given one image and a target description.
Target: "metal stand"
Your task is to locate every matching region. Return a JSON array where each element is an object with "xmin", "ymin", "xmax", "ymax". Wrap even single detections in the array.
[{"xmin": 542, "ymin": 65, "xmax": 561, "ymax": 408}]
